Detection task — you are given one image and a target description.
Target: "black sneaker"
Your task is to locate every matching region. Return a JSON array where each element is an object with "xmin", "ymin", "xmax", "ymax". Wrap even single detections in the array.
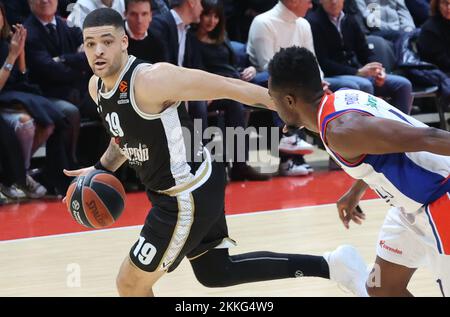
[{"xmin": 229, "ymin": 164, "xmax": 271, "ymax": 181}]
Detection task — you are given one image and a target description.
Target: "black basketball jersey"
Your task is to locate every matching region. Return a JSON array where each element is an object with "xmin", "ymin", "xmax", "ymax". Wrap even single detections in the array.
[{"xmin": 96, "ymin": 56, "xmax": 211, "ymax": 194}]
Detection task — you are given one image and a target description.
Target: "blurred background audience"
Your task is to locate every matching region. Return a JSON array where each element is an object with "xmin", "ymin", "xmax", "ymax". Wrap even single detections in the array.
[{"xmin": 1, "ymin": 0, "xmax": 449, "ymax": 202}]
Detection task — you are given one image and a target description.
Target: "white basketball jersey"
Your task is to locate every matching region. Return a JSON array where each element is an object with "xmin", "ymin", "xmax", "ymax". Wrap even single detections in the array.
[{"xmin": 317, "ymin": 89, "xmax": 450, "ymax": 212}]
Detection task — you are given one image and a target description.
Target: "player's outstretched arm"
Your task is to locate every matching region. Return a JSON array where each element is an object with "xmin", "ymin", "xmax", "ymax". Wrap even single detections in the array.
[
  {"xmin": 135, "ymin": 63, "xmax": 275, "ymax": 111},
  {"xmin": 327, "ymin": 113, "xmax": 450, "ymax": 159}
]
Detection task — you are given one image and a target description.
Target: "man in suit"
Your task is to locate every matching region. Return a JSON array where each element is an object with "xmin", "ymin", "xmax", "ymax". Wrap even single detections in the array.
[
  {"xmin": 150, "ymin": 0, "xmax": 169, "ymax": 16},
  {"xmin": 150, "ymin": 0, "xmax": 202, "ymax": 67},
  {"xmin": 125, "ymin": 0, "xmax": 167, "ymax": 63},
  {"xmin": 25, "ymin": 0, "xmax": 91, "ymax": 104},
  {"xmin": 149, "ymin": 0, "xmax": 208, "ymax": 129},
  {"xmin": 24, "ymin": 0, "xmax": 92, "ymax": 183},
  {"xmin": 307, "ymin": 0, "xmax": 413, "ymax": 114}
]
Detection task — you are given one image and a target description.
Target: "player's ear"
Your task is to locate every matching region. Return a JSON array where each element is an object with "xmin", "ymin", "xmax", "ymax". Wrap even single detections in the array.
[
  {"xmin": 285, "ymin": 94, "xmax": 296, "ymax": 109},
  {"xmin": 122, "ymin": 33, "xmax": 129, "ymax": 52}
]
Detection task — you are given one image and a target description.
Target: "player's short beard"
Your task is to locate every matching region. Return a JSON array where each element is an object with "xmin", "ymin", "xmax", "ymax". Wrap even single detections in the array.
[{"xmin": 94, "ymin": 51, "xmax": 123, "ymax": 79}]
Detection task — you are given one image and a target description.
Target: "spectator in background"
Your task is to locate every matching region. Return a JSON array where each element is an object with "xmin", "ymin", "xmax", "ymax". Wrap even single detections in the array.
[
  {"xmin": 150, "ymin": 0, "xmax": 203, "ymax": 69},
  {"xmin": 418, "ymin": 0, "xmax": 450, "ymax": 74},
  {"xmin": 150, "ymin": 0, "xmax": 170, "ymax": 16},
  {"xmin": 67, "ymin": 0, "xmax": 125, "ymax": 28},
  {"xmin": 224, "ymin": 0, "xmax": 278, "ymax": 43},
  {"xmin": 2, "ymin": 0, "xmax": 30, "ymax": 25},
  {"xmin": 0, "ymin": 114, "xmax": 27, "ymax": 200},
  {"xmin": 0, "ymin": 5, "xmax": 74, "ymax": 197},
  {"xmin": 0, "ymin": 21, "xmax": 46, "ymax": 198},
  {"xmin": 355, "ymin": 0, "xmax": 416, "ymax": 43},
  {"xmin": 195, "ymin": 0, "xmax": 269, "ymax": 181},
  {"xmin": 248, "ymin": 0, "xmax": 326, "ymax": 177},
  {"xmin": 58, "ymin": 0, "xmax": 77, "ymax": 18},
  {"xmin": 150, "ymin": 0, "xmax": 208, "ymax": 130},
  {"xmin": 308, "ymin": 0, "xmax": 413, "ymax": 114},
  {"xmin": 125, "ymin": 0, "xmax": 167, "ymax": 63},
  {"xmin": 24, "ymin": 0, "xmax": 97, "ymax": 166},
  {"xmin": 120, "ymin": 0, "xmax": 167, "ymax": 191},
  {"xmin": 405, "ymin": 0, "xmax": 431, "ymax": 26},
  {"xmin": 247, "ymin": 0, "xmax": 316, "ymax": 73}
]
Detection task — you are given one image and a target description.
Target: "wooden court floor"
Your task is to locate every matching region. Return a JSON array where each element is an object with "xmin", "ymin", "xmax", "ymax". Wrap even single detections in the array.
[{"xmin": 0, "ymin": 199, "xmax": 441, "ymax": 297}]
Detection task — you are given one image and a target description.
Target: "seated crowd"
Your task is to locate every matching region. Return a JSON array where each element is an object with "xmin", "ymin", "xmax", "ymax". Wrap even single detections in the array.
[{"xmin": 1, "ymin": 0, "xmax": 449, "ymax": 204}]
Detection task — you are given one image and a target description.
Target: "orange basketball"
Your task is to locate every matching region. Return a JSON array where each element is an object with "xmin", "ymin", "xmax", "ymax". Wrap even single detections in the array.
[{"xmin": 66, "ymin": 170, "xmax": 126, "ymax": 228}]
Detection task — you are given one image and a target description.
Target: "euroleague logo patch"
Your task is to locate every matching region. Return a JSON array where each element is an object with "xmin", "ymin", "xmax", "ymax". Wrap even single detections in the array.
[
  {"xmin": 119, "ymin": 80, "xmax": 128, "ymax": 93},
  {"xmin": 118, "ymin": 81, "xmax": 130, "ymax": 104}
]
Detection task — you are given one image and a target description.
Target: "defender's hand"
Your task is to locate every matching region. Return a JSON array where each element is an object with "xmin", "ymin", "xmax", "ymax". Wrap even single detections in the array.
[{"xmin": 336, "ymin": 192, "xmax": 366, "ymax": 229}]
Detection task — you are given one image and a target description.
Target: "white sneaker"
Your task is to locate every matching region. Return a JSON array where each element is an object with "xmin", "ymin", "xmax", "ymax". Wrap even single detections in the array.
[
  {"xmin": 0, "ymin": 191, "xmax": 7, "ymax": 204},
  {"xmin": 323, "ymin": 245, "xmax": 369, "ymax": 297},
  {"xmin": 0, "ymin": 183, "xmax": 26, "ymax": 199},
  {"xmin": 17, "ymin": 175, "xmax": 47, "ymax": 199},
  {"xmin": 279, "ymin": 159, "xmax": 311, "ymax": 176},
  {"xmin": 279, "ymin": 135, "xmax": 314, "ymax": 155},
  {"xmin": 301, "ymin": 163, "xmax": 314, "ymax": 173}
]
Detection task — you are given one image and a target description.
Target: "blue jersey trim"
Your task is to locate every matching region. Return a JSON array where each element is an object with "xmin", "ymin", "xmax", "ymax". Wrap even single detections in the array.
[
  {"xmin": 425, "ymin": 206, "xmax": 443, "ymax": 254},
  {"xmin": 364, "ymin": 153, "xmax": 449, "ymax": 205},
  {"xmin": 388, "ymin": 109, "xmax": 413, "ymax": 125}
]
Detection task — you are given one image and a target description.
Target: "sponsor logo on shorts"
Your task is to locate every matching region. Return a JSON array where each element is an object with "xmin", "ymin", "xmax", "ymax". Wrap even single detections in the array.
[{"xmin": 379, "ymin": 240, "xmax": 403, "ymax": 255}]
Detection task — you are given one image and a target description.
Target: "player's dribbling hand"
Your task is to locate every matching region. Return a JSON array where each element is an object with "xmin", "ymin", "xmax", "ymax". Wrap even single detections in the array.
[
  {"xmin": 62, "ymin": 166, "xmax": 96, "ymax": 203},
  {"xmin": 336, "ymin": 191, "xmax": 366, "ymax": 229}
]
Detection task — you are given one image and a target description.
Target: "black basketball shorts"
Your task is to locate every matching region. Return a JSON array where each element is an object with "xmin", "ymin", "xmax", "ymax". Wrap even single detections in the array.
[{"xmin": 128, "ymin": 162, "xmax": 231, "ymax": 272}]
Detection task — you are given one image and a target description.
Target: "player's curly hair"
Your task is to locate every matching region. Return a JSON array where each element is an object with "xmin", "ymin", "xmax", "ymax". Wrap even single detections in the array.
[
  {"xmin": 268, "ymin": 46, "xmax": 323, "ymax": 104},
  {"xmin": 83, "ymin": 8, "xmax": 125, "ymax": 31}
]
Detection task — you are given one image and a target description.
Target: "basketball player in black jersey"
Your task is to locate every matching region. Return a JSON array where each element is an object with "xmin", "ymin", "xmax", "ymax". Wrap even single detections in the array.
[{"xmin": 63, "ymin": 8, "xmax": 368, "ymax": 297}]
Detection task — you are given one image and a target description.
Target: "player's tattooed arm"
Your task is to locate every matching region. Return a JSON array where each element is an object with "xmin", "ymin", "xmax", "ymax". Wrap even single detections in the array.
[{"xmin": 100, "ymin": 138, "xmax": 128, "ymax": 172}]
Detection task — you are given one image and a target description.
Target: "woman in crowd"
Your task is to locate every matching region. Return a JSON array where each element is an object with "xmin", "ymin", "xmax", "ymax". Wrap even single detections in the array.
[
  {"xmin": 418, "ymin": 0, "xmax": 450, "ymax": 74},
  {"xmin": 195, "ymin": 0, "xmax": 269, "ymax": 181},
  {"xmin": 418, "ymin": 0, "xmax": 450, "ymax": 111},
  {"xmin": 0, "ymin": 3, "xmax": 72, "ymax": 198}
]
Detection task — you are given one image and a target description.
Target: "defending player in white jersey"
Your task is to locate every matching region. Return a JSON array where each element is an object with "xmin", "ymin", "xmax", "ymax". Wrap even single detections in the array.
[{"xmin": 268, "ymin": 46, "xmax": 450, "ymax": 296}]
